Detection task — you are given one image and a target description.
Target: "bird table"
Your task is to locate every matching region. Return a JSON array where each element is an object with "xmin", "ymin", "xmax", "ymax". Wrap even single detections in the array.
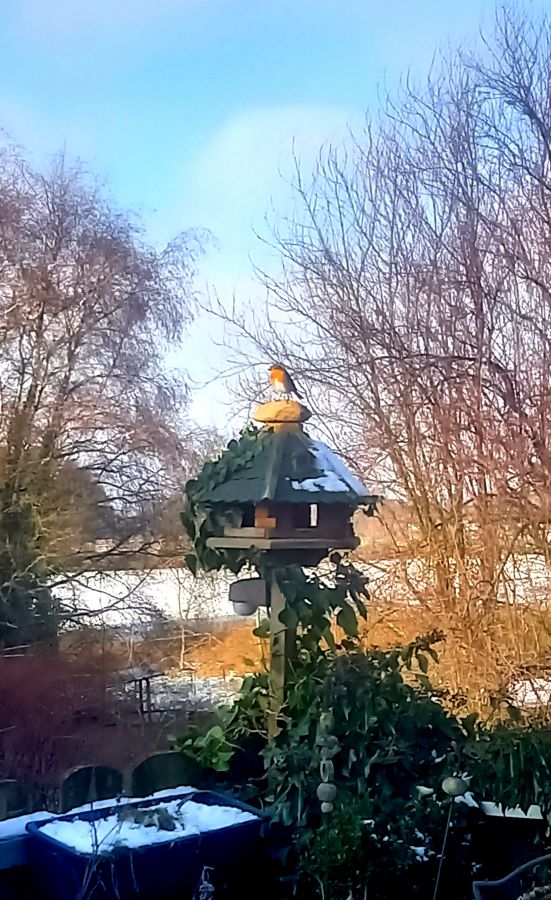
[{"xmin": 119, "ymin": 667, "xmax": 162, "ymax": 721}]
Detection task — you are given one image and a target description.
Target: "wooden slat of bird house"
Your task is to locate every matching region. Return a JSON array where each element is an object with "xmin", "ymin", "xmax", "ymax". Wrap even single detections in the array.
[
  {"xmin": 267, "ymin": 574, "xmax": 296, "ymax": 737},
  {"xmin": 254, "ymin": 505, "xmax": 277, "ymax": 531}
]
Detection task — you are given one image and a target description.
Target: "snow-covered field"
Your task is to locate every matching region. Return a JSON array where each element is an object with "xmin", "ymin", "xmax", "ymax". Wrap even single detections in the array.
[
  {"xmin": 509, "ymin": 677, "xmax": 551, "ymax": 707},
  {"xmin": 57, "ymin": 568, "xmax": 236, "ymax": 628},
  {"xmin": 39, "ymin": 798, "xmax": 257, "ymax": 855},
  {"xmin": 57, "ymin": 551, "xmax": 551, "ymax": 631}
]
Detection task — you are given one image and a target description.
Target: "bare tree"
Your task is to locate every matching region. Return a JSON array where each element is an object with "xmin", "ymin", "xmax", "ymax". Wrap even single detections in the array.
[
  {"xmin": 217, "ymin": 5, "xmax": 551, "ymax": 704},
  {"xmin": 0, "ymin": 145, "xmax": 208, "ymax": 644}
]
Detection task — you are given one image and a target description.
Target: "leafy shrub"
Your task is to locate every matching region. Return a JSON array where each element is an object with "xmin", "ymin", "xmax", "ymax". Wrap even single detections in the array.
[
  {"xmin": 178, "ymin": 724, "xmax": 237, "ymax": 773},
  {"xmin": 264, "ymin": 641, "xmax": 460, "ymax": 826},
  {"xmin": 467, "ymin": 722, "xmax": 551, "ymax": 816},
  {"xmin": 177, "ymin": 636, "xmax": 482, "ymax": 898},
  {"xmin": 178, "ymin": 630, "xmax": 551, "ymax": 899},
  {"xmin": 263, "ymin": 643, "xmax": 480, "ymax": 899}
]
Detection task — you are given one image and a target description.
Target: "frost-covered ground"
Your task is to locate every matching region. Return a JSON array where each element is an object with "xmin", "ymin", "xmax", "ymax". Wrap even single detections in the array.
[
  {"xmin": 39, "ymin": 798, "xmax": 257, "ymax": 854},
  {"xmin": 114, "ymin": 671, "xmax": 243, "ymax": 712},
  {"xmin": 149, "ymin": 674, "xmax": 242, "ymax": 711}
]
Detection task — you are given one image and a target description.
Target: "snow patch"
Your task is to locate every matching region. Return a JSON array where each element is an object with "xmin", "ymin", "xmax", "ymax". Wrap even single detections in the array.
[
  {"xmin": 310, "ymin": 442, "xmax": 369, "ymax": 496},
  {"xmin": 411, "ymin": 846, "xmax": 431, "ymax": 861},
  {"xmin": 68, "ymin": 786, "xmax": 195, "ymax": 815},
  {"xmin": 509, "ymin": 678, "xmax": 551, "ymax": 707},
  {"xmin": 289, "ymin": 441, "xmax": 370, "ymax": 496},
  {"xmin": 149, "ymin": 675, "xmax": 242, "ymax": 712},
  {"xmin": 291, "ymin": 472, "xmax": 349, "ymax": 493},
  {"xmin": 0, "ymin": 811, "xmax": 53, "ymax": 841},
  {"xmin": 480, "ymin": 802, "xmax": 543, "ymax": 820}
]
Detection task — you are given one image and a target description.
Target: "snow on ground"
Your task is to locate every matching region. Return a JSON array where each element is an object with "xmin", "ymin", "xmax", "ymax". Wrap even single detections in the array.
[
  {"xmin": 39, "ymin": 798, "xmax": 257, "ymax": 855},
  {"xmin": 509, "ymin": 678, "xmax": 551, "ymax": 707},
  {"xmin": 113, "ymin": 673, "xmax": 243, "ymax": 713},
  {"xmin": 55, "ymin": 550, "xmax": 551, "ymax": 632},
  {"xmin": 150, "ymin": 674, "xmax": 242, "ymax": 711}
]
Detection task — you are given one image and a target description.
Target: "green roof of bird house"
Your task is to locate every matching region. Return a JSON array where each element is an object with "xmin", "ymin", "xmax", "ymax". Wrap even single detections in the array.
[{"xmin": 186, "ymin": 424, "xmax": 378, "ymax": 508}]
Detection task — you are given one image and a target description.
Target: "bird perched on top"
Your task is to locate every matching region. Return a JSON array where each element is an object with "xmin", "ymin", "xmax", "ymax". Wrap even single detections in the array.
[{"xmin": 269, "ymin": 364, "xmax": 303, "ymax": 399}]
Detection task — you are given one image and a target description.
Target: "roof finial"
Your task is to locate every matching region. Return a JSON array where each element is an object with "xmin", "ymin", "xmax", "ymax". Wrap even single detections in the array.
[{"xmin": 253, "ymin": 399, "xmax": 311, "ymax": 431}]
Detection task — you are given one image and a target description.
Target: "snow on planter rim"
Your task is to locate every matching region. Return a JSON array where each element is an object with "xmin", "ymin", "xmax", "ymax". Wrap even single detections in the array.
[
  {"xmin": 0, "ymin": 786, "xmax": 196, "ymax": 841},
  {"xmin": 38, "ymin": 798, "xmax": 257, "ymax": 855}
]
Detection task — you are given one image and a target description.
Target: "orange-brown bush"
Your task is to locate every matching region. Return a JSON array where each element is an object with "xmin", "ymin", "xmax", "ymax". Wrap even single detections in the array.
[{"xmin": 358, "ymin": 600, "xmax": 551, "ymax": 719}]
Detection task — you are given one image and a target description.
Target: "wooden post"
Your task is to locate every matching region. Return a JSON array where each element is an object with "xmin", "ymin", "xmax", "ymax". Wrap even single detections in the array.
[{"xmin": 268, "ymin": 569, "xmax": 295, "ymax": 736}]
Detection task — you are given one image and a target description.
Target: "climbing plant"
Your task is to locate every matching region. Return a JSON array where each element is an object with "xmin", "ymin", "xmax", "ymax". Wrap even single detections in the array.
[
  {"xmin": 261, "ymin": 555, "xmax": 369, "ymax": 652},
  {"xmin": 182, "ymin": 425, "xmax": 268, "ymax": 575}
]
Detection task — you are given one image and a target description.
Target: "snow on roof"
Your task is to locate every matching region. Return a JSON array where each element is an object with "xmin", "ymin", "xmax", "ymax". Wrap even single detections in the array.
[
  {"xmin": 289, "ymin": 441, "xmax": 369, "ymax": 497},
  {"xmin": 291, "ymin": 471, "xmax": 349, "ymax": 493}
]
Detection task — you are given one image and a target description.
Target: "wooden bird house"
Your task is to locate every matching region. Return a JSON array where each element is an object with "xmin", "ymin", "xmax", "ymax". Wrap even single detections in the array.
[{"xmin": 196, "ymin": 399, "xmax": 378, "ymax": 566}]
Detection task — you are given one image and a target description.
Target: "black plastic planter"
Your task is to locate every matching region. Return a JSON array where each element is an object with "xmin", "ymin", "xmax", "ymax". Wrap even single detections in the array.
[{"xmin": 26, "ymin": 790, "xmax": 267, "ymax": 900}]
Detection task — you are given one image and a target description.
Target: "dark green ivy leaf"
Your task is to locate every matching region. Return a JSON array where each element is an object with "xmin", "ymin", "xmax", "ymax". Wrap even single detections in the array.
[
  {"xmin": 184, "ymin": 554, "xmax": 198, "ymax": 576},
  {"xmin": 341, "ymin": 638, "xmax": 357, "ymax": 651},
  {"xmin": 323, "ymin": 625, "xmax": 336, "ymax": 650},
  {"xmin": 336, "ymin": 603, "xmax": 358, "ymax": 637},
  {"xmin": 253, "ymin": 621, "xmax": 271, "ymax": 639},
  {"xmin": 279, "ymin": 604, "xmax": 299, "ymax": 630},
  {"xmin": 354, "ymin": 595, "xmax": 368, "ymax": 619}
]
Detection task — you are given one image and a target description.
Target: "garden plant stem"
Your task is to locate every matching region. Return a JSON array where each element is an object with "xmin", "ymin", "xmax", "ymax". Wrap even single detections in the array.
[{"xmin": 432, "ymin": 801, "xmax": 453, "ymax": 900}]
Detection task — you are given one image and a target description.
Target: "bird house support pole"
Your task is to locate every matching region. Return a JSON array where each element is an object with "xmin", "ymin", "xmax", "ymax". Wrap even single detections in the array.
[{"xmin": 267, "ymin": 568, "xmax": 294, "ymax": 737}]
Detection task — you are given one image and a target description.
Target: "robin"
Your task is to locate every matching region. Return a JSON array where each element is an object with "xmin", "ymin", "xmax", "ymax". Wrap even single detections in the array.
[{"xmin": 269, "ymin": 364, "xmax": 303, "ymax": 399}]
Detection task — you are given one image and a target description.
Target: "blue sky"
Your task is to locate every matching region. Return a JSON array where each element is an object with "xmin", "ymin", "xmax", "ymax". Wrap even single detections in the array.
[{"xmin": 0, "ymin": 0, "xmax": 511, "ymax": 427}]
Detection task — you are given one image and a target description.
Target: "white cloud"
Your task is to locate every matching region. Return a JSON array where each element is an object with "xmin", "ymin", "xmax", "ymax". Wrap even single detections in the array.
[{"xmin": 191, "ymin": 104, "xmax": 360, "ymax": 231}]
